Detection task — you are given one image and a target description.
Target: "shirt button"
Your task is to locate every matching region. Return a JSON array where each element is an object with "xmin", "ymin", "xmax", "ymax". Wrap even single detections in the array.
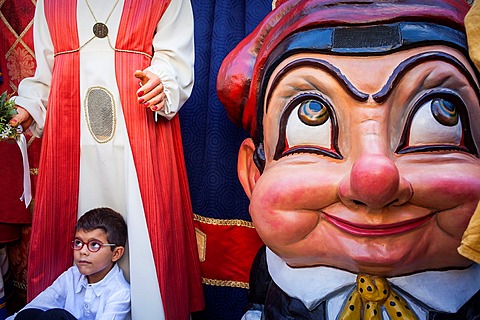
[{"xmin": 84, "ymin": 304, "xmax": 89, "ymax": 309}]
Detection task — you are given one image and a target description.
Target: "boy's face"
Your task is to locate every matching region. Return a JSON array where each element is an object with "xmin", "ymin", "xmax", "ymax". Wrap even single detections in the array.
[
  {"xmin": 239, "ymin": 45, "xmax": 480, "ymax": 276},
  {"xmin": 73, "ymin": 228, "xmax": 123, "ymax": 283}
]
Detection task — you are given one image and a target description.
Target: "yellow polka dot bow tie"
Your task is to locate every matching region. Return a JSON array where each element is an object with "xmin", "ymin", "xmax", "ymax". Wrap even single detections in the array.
[{"xmin": 338, "ymin": 274, "xmax": 418, "ymax": 320}]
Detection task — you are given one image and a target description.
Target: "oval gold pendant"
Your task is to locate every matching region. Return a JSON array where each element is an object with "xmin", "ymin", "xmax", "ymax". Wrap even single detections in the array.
[{"xmin": 93, "ymin": 22, "xmax": 108, "ymax": 38}]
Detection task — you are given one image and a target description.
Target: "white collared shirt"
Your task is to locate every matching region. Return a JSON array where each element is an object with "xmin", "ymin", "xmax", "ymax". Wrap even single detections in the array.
[
  {"xmin": 8, "ymin": 264, "xmax": 130, "ymax": 320},
  {"xmin": 243, "ymin": 248, "xmax": 480, "ymax": 320}
]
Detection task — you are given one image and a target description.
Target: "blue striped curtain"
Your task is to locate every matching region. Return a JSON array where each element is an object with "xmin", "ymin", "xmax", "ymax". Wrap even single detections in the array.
[{"xmin": 183, "ymin": 1, "xmax": 271, "ymax": 319}]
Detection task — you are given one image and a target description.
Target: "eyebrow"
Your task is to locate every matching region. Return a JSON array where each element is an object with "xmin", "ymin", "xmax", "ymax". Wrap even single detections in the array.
[
  {"xmin": 74, "ymin": 237, "xmax": 102, "ymax": 242},
  {"xmin": 372, "ymin": 51, "xmax": 480, "ymax": 103},
  {"xmin": 265, "ymin": 52, "xmax": 480, "ymax": 116},
  {"xmin": 265, "ymin": 57, "xmax": 369, "ymax": 114}
]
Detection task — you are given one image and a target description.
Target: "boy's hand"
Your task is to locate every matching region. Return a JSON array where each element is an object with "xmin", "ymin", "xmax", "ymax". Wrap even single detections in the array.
[
  {"xmin": 9, "ymin": 106, "xmax": 33, "ymax": 130},
  {"xmin": 134, "ymin": 70, "xmax": 166, "ymax": 112}
]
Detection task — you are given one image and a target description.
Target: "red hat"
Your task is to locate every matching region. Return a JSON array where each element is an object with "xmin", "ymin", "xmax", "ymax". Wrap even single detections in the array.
[{"xmin": 217, "ymin": 0, "xmax": 470, "ymax": 139}]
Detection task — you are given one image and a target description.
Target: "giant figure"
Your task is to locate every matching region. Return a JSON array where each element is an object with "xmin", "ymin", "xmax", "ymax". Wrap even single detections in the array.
[
  {"xmin": 9, "ymin": 0, "xmax": 204, "ymax": 319},
  {"xmin": 218, "ymin": 0, "xmax": 480, "ymax": 318}
]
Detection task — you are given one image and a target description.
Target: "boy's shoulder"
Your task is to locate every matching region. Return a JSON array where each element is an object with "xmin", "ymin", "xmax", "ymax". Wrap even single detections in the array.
[
  {"xmin": 103, "ymin": 264, "xmax": 130, "ymax": 292},
  {"xmin": 101, "ymin": 264, "xmax": 130, "ymax": 303},
  {"xmin": 53, "ymin": 265, "xmax": 81, "ymax": 284}
]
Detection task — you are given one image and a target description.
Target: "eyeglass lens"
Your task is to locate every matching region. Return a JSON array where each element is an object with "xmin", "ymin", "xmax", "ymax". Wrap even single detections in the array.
[{"xmin": 72, "ymin": 239, "xmax": 110, "ymax": 252}]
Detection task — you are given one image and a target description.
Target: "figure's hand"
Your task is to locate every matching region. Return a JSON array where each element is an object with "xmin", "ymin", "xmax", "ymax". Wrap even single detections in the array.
[
  {"xmin": 134, "ymin": 70, "xmax": 166, "ymax": 112},
  {"xmin": 9, "ymin": 106, "xmax": 33, "ymax": 130}
]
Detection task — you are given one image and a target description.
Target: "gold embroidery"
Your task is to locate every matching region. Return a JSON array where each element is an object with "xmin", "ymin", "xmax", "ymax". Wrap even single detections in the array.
[
  {"xmin": 195, "ymin": 227, "xmax": 207, "ymax": 262},
  {"xmin": 13, "ymin": 279, "xmax": 27, "ymax": 290},
  {"xmin": 27, "ymin": 134, "xmax": 36, "ymax": 147},
  {"xmin": 113, "ymin": 48, "xmax": 153, "ymax": 59},
  {"xmin": 193, "ymin": 213, "xmax": 255, "ymax": 229},
  {"xmin": 55, "ymin": 45, "xmax": 153, "ymax": 59},
  {"xmin": 194, "ymin": 214, "xmax": 256, "ymax": 289},
  {"xmin": 30, "ymin": 168, "xmax": 38, "ymax": 175},
  {"xmin": 55, "ymin": 0, "xmax": 152, "ymax": 59},
  {"xmin": 2, "ymin": 15, "xmax": 35, "ymax": 59},
  {"xmin": 202, "ymin": 277, "xmax": 249, "ymax": 289}
]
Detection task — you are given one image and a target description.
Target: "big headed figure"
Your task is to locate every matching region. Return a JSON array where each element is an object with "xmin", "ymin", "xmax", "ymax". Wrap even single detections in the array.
[{"xmin": 217, "ymin": 0, "xmax": 480, "ymax": 319}]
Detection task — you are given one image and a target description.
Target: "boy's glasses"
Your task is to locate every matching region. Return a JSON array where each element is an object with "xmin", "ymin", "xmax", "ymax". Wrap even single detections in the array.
[{"xmin": 71, "ymin": 238, "xmax": 116, "ymax": 252}]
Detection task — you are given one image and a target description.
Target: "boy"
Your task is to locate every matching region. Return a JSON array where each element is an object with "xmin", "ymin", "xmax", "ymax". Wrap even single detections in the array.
[{"xmin": 7, "ymin": 207, "xmax": 130, "ymax": 320}]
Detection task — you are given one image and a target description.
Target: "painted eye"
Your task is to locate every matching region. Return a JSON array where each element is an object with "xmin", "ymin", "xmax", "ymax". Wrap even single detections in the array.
[
  {"xmin": 408, "ymin": 96, "xmax": 462, "ymax": 147},
  {"xmin": 275, "ymin": 95, "xmax": 341, "ymax": 159},
  {"xmin": 430, "ymin": 98, "xmax": 458, "ymax": 126},
  {"xmin": 298, "ymin": 99, "xmax": 329, "ymax": 126},
  {"xmin": 397, "ymin": 91, "xmax": 476, "ymax": 154},
  {"xmin": 286, "ymin": 98, "xmax": 331, "ymax": 150}
]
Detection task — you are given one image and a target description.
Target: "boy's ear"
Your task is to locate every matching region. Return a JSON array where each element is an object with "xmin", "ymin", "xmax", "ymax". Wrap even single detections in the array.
[
  {"xmin": 112, "ymin": 246, "xmax": 125, "ymax": 262},
  {"xmin": 238, "ymin": 138, "xmax": 261, "ymax": 199}
]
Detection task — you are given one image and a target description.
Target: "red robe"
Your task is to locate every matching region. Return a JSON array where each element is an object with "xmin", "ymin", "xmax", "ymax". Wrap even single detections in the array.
[{"xmin": 27, "ymin": 0, "xmax": 204, "ymax": 318}]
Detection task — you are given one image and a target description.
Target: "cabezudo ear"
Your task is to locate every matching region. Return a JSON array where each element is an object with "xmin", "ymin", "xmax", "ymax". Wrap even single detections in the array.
[{"xmin": 238, "ymin": 138, "xmax": 262, "ymax": 199}]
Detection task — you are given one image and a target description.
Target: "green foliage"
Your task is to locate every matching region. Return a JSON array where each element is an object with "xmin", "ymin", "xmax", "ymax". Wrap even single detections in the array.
[{"xmin": 0, "ymin": 91, "xmax": 20, "ymax": 140}]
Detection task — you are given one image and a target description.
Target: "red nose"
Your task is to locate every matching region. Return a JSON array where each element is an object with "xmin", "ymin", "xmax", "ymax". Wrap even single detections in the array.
[{"xmin": 340, "ymin": 154, "xmax": 412, "ymax": 209}]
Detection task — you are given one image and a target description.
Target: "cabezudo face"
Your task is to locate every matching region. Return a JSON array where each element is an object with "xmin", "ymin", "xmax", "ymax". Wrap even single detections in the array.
[{"xmin": 249, "ymin": 46, "xmax": 480, "ymax": 276}]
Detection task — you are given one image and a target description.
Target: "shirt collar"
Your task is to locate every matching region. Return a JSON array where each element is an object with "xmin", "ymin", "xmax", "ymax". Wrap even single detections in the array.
[
  {"xmin": 266, "ymin": 248, "xmax": 480, "ymax": 313},
  {"xmin": 389, "ymin": 263, "xmax": 480, "ymax": 312},
  {"xmin": 74, "ymin": 263, "xmax": 122, "ymax": 297},
  {"xmin": 266, "ymin": 248, "xmax": 355, "ymax": 309}
]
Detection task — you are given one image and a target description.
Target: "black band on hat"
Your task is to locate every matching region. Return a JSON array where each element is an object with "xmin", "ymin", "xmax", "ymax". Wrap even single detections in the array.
[{"xmin": 275, "ymin": 22, "xmax": 467, "ymax": 58}]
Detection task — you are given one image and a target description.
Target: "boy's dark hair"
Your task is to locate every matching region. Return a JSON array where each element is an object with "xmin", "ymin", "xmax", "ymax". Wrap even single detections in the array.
[{"xmin": 76, "ymin": 207, "xmax": 127, "ymax": 248}]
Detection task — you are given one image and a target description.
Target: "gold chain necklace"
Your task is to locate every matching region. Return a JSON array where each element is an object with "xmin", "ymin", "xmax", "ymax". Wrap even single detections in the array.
[{"xmin": 84, "ymin": 0, "xmax": 121, "ymax": 38}]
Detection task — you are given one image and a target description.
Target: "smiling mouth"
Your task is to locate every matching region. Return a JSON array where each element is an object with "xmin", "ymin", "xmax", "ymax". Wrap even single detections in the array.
[{"xmin": 323, "ymin": 212, "xmax": 435, "ymax": 236}]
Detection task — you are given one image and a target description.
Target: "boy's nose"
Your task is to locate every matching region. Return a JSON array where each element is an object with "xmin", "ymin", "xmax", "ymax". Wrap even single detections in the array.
[
  {"xmin": 79, "ymin": 244, "xmax": 90, "ymax": 255},
  {"xmin": 338, "ymin": 153, "xmax": 412, "ymax": 210}
]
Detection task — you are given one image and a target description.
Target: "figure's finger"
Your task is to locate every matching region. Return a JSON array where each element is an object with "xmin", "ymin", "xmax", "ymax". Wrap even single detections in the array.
[
  {"xmin": 9, "ymin": 106, "xmax": 33, "ymax": 129},
  {"xmin": 145, "ymin": 92, "xmax": 167, "ymax": 111},
  {"xmin": 137, "ymin": 74, "xmax": 164, "ymax": 109},
  {"xmin": 149, "ymin": 98, "xmax": 166, "ymax": 112},
  {"xmin": 134, "ymin": 70, "xmax": 149, "ymax": 85}
]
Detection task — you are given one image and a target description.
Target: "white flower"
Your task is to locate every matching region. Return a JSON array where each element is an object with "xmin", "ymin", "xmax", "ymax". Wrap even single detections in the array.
[{"xmin": 0, "ymin": 130, "xmax": 10, "ymax": 139}]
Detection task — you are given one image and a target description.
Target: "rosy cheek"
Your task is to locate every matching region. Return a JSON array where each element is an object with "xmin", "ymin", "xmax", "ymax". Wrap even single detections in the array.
[
  {"xmin": 413, "ymin": 171, "xmax": 480, "ymax": 238},
  {"xmin": 249, "ymin": 174, "xmax": 321, "ymax": 246},
  {"xmin": 412, "ymin": 172, "xmax": 480, "ymax": 208},
  {"xmin": 436, "ymin": 203, "xmax": 479, "ymax": 239}
]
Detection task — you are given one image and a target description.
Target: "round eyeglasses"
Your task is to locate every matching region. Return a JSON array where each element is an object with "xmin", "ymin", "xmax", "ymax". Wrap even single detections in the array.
[{"xmin": 71, "ymin": 238, "xmax": 116, "ymax": 252}]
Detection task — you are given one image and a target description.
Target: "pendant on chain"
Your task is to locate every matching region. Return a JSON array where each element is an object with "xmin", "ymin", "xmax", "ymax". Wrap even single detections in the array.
[{"xmin": 93, "ymin": 22, "xmax": 109, "ymax": 38}]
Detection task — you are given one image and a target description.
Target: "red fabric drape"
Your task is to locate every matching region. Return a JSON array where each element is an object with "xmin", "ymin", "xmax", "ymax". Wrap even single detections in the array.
[
  {"xmin": 27, "ymin": 0, "xmax": 81, "ymax": 303},
  {"xmin": 28, "ymin": 1, "xmax": 204, "ymax": 318},
  {"xmin": 115, "ymin": 0, "xmax": 204, "ymax": 317}
]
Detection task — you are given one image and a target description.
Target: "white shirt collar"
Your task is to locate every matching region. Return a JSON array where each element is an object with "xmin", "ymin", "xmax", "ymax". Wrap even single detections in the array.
[
  {"xmin": 266, "ymin": 248, "xmax": 480, "ymax": 314},
  {"xmin": 75, "ymin": 263, "xmax": 121, "ymax": 297},
  {"xmin": 389, "ymin": 263, "xmax": 480, "ymax": 312}
]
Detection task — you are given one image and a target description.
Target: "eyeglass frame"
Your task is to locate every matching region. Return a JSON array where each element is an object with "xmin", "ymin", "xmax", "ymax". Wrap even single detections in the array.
[{"xmin": 71, "ymin": 238, "xmax": 117, "ymax": 253}]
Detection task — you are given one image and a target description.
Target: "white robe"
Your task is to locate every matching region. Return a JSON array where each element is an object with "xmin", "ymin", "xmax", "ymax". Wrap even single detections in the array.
[{"xmin": 15, "ymin": 0, "xmax": 195, "ymax": 319}]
